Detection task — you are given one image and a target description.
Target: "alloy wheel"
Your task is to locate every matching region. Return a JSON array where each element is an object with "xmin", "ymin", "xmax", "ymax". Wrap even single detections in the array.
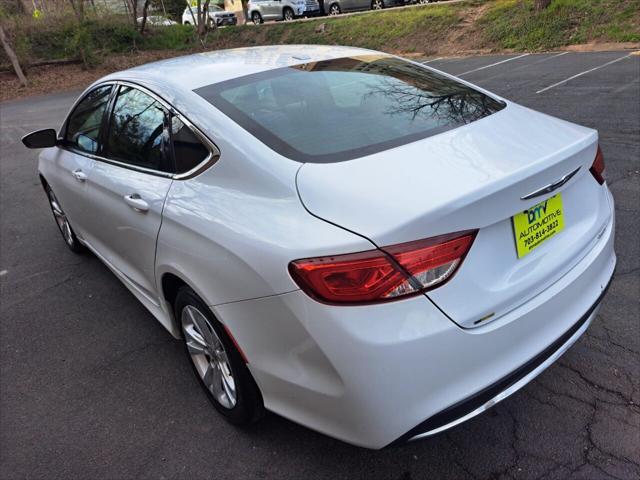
[
  {"xmin": 182, "ymin": 305, "xmax": 237, "ymax": 409},
  {"xmin": 329, "ymin": 4, "xmax": 340, "ymax": 14},
  {"xmin": 47, "ymin": 189, "xmax": 74, "ymax": 247},
  {"xmin": 284, "ymin": 9, "xmax": 294, "ymax": 20},
  {"xmin": 372, "ymin": 0, "xmax": 383, "ymax": 9}
]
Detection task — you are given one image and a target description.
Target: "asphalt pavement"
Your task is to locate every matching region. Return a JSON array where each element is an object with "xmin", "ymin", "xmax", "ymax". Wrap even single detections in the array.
[{"xmin": 1, "ymin": 50, "xmax": 639, "ymax": 480}]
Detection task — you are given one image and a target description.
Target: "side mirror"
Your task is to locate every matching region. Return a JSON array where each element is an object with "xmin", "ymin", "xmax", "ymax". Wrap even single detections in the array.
[{"xmin": 21, "ymin": 129, "xmax": 58, "ymax": 149}]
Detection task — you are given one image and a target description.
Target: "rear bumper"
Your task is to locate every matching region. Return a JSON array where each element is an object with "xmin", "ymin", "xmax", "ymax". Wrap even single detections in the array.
[
  {"xmin": 397, "ymin": 272, "xmax": 611, "ymax": 444},
  {"xmin": 301, "ymin": 8, "xmax": 321, "ymax": 16},
  {"xmin": 215, "ymin": 190, "xmax": 616, "ymax": 449}
]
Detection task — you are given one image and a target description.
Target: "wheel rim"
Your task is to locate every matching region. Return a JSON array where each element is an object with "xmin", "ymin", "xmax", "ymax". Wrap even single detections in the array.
[
  {"xmin": 373, "ymin": 0, "xmax": 382, "ymax": 8},
  {"xmin": 284, "ymin": 10, "xmax": 293, "ymax": 20},
  {"xmin": 330, "ymin": 5, "xmax": 339, "ymax": 14},
  {"xmin": 182, "ymin": 305, "xmax": 237, "ymax": 409},
  {"xmin": 253, "ymin": 13, "xmax": 260, "ymax": 23},
  {"xmin": 48, "ymin": 190, "xmax": 74, "ymax": 246}
]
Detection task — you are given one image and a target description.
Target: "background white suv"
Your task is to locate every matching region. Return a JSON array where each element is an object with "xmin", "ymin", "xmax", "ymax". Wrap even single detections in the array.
[{"xmin": 182, "ymin": 5, "xmax": 238, "ymax": 27}]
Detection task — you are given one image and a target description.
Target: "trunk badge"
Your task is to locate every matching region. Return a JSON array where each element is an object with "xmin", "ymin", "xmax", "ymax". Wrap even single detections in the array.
[{"xmin": 521, "ymin": 167, "xmax": 581, "ymax": 200}]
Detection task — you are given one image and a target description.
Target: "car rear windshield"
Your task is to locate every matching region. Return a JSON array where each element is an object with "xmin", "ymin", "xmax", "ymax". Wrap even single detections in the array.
[{"xmin": 194, "ymin": 55, "xmax": 506, "ymax": 163}]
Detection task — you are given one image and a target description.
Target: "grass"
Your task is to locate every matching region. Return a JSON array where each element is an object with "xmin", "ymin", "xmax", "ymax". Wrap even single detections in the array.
[
  {"xmin": 1, "ymin": 0, "xmax": 639, "ymax": 68},
  {"xmin": 480, "ymin": 0, "xmax": 640, "ymax": 50}
]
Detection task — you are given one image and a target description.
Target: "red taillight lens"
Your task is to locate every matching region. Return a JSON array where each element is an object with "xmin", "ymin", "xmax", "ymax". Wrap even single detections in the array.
[
  {"xmin": 590, "ymin": 145, "xmax": 605, "ymax": 185},
  {"xmin": 385, "ymin": 231, "xmax": 477, "ymax": 290},
  {"xmin": 289, "ymin": 230, "xmax": 476, "ymax": 305}
]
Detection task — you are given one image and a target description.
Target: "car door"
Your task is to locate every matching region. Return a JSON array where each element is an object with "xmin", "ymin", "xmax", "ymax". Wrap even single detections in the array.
[
  {"xmin": 264, "ymin": 0, "xmax": 282, "ymax": 19},
  {"xmin": 46, "ymin": 84, "xmax": 114, "ymax": 239},
  {"xmin": 80, "ymin": 84, "xmax": 174, "ymax": 301}
]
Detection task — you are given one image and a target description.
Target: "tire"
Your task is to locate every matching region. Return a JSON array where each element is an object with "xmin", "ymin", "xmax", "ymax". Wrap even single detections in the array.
[
  {"xmin": 329, "ymin": 3, "xmax": 340, "ymax": 15},
  {"xmin": 251, "ymin": 11, "xmax": 263, "ymax": 24},
  {"xmin": 175, "ymin": 287, "xmax": 264, "ymax": 425},
  {"xmin": 184, "ymin": 21, "xmax": 191, "ymax": 25},
  {"xmin": 45, "ymin": 185, "xmax": 85, "ymax": 254},
  {"xmin": 283, "ymin": 7, "xmax": 294, "ymax": 21},
  {"xmin": 371, "ymin": 0, "xmax": 384, "ymax": 9}
]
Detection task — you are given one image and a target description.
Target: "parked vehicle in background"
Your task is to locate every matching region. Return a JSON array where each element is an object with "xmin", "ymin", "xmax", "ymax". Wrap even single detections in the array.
[
  {"xmin": 137, "ymin": 15, "xmax": 178, "ymax": 26},
  {"xmin": 248, "ymin": 0, "xmax": 321, "ymax": 24},
  {"xmin": 182, "ymin": 5, "xmax": 238, "ymax": 27},
  {"xmin": 324, "ymin": 0, "xmax": 370, "ymax": 15},
  {"xmin": 370, "ymin": 0, "xmax": 405, "ymax": 9}
]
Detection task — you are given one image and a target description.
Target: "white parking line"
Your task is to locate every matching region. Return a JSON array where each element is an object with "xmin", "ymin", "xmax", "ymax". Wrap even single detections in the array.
[
  {"xmin": 533, "ymin": 51, "xmax": 569, "ymax": 63},
  {"xmin": 457, "ymin": 53, "xmax": 530, "ymax": 76},
  {"xmin": 422, "ymin": 57, "xmax": 444, "ymax": 64},
  {"xmin": 536, "ymin": 54, "xmax": 632, "ymax": 94}
]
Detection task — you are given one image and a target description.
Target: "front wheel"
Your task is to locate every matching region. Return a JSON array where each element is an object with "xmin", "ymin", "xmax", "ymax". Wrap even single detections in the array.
[
  {"xmin": 329, "ymin": 3, "xmax": 340, "ymax": 15},
  {"xmin": 251, "ymin": 11, "xmax": 263, "ymax": 24},
  {"xmin": 371, "ymin": 0, "xmax": 384, "ymax": 9},
  {"xmin": 283, "ymin": 7, "xmax": 294, "ymax": 21},
  {"xmin": 45, "ymin": 185, "xmax": 85, "ymax": 253},
  {"xmin": 176, "ymin": 287, "xmax": 264, "ymax": 424}
]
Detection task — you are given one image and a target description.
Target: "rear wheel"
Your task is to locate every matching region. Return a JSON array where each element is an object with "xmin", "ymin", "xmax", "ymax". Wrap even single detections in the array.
[
  {"xmin": 45, "ymin": 185, "xmax": 85, "ymax": 253},
  {"xmin": 329, "ymin": 3, "xmax": 340, "ymax": 14},
  {"xmin": 283, "ymin": 7, "xmax": 294, "ymax": 20},
  {"xmin": 176, "ymin": 287, "xmax": 264, "ymax": 424},
  {"xmin": 251, "ymin": 11, "xmax": 263, "ymax": 24},
  {"xmin": 371, "ymin": 0, "xmax": 384, "ymax": 9}
]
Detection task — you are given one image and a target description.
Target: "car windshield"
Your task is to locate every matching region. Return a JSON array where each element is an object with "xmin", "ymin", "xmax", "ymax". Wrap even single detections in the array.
[{"xmin": 195, "ymin": 55, "xmax": 506, "ymax": 163}]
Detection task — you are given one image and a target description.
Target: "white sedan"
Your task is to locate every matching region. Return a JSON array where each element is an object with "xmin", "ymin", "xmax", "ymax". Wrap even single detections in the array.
[{"xmin": 22, "ymin": 45, "xmax": 615, "ymax": 449}]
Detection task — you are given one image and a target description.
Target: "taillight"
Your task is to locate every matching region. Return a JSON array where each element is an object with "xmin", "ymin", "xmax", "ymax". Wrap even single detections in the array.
[
  {"xmin": 288, "ymin": 230, "xmax": 476, "ymax": 305},
  {"xmin": 590, "ymin": 145, "xmax": 605, "ymax": 185}
]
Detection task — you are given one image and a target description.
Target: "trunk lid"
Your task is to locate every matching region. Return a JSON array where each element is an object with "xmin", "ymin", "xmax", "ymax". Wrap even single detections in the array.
[{"xmin": 296, "ymin": 103, "xmax": 612, "ymax": 328}]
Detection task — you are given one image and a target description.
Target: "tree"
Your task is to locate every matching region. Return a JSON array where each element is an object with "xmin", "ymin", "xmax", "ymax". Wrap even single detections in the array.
[
  {"xmin": 139, "ymin": 0, "xmax": 151, "ymax": 33},
  {"xmin": 68, "ymin": 0, "xmax": 85, "ymax": 20},
  {"xmin": 196, "ymin": 0, "xmax": 211, "ymax": 37},
  {"xmin": 534, "ymin": 0, "xmax": 551, "ymax": 11},
  {"xmin": 0, "ymin": 24, "xmax": 27, "ymax": 86},
  {"xmin": 126, "ymin": 0, "xmax": 139, "ymax": 28}
]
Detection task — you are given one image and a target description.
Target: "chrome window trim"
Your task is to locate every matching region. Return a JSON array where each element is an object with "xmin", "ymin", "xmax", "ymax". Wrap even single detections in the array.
[{"xmin": 59, "ymin": 80, "xmax": 220, "ymax": 180}]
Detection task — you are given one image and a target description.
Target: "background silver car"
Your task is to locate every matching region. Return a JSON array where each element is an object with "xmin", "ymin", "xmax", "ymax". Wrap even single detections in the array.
[
  {"xmin": 248, "ymin": 0, "xmax": 320, "ymax": 24},
  {"xmin": 324, "ymin": 0, "xmax": 401, "ymax": 14}
]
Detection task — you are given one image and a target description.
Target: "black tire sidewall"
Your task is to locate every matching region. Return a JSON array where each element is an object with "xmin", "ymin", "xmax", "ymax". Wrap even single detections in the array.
[{"xmin": 175, "ymin": 287, "xmax": 264, "ymax": 425}]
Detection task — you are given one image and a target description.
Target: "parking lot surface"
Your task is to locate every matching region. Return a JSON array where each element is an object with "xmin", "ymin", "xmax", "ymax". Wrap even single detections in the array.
[{"xmin": 1, "ymin": 51, "xmax": 638, "ymax": 479}]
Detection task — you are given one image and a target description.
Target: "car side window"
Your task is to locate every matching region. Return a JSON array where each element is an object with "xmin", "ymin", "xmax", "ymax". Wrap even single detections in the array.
[
  {"xmin": 64, "ymin": 85, "xmax": 113, "ymax": 154},
  {"xmin": 170, "ymin": 117, "xmax": 211, "ymax": 174},
  {"xmin": 104, "ymin": 86, "xmax": 172, "ymax": 173}
]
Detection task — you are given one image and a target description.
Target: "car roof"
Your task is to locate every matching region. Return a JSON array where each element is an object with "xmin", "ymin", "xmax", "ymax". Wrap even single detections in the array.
[
  {"xmin": 89, "ymin": 46, "xmax": 388, "ymax": 154},
  {"xmin": 98, "ymin": 45, "xmax": 384, "ymax": 93}
]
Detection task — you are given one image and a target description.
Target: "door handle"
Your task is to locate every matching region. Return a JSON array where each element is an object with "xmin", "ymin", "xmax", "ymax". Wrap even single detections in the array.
[
  {"xmin": 123, "ymin": 193, "xmax": 149, "ymax": 213},
  {"xmin": 72, "ymin": 169, "xmax": 87, "ymax": 182}
]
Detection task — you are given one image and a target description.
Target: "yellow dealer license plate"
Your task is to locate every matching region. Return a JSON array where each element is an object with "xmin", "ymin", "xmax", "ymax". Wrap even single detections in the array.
[{"xmin": 512, "ymin": 194, "xmax": 565, "ymax": 258}]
